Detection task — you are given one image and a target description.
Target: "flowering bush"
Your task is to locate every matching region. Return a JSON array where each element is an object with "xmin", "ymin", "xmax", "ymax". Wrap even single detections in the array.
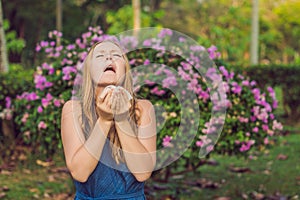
[{"xmin": 9, "ymin": 27, "xmax": 282, "ymax": 164}]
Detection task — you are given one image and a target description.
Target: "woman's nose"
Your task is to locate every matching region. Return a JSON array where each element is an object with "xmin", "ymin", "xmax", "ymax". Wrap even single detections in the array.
[{"xmin": 106, "ymin": 54, "xmax": 112, "ymax": 60}]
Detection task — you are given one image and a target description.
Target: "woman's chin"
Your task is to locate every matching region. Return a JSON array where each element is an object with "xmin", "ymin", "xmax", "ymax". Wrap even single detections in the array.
[{"xmin": 97, "ymin": 79, "xmax": 117, "ymax": 87}]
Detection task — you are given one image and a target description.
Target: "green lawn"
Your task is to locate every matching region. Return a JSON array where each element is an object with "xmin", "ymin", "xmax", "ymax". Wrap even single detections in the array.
[
  {"xmin": 0, "ymin": 133, "xmax": 299, "ymax": 200},
  {"xmin": 147, "ymin": 133, "xmax": 300, "ymax": 199}
]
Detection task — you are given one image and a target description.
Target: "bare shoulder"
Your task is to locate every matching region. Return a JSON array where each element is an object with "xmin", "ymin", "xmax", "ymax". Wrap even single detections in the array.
[
  {"xmin": 136, "ymin": 99, "xmax": 154, "ymax": 113},
  {"xmin": 136, "ymin": 99, "xmax": 155, "ymax": 126},
  {"xmin": 62, "ymin": 100, "xmax": 81, "ymax": 117}
]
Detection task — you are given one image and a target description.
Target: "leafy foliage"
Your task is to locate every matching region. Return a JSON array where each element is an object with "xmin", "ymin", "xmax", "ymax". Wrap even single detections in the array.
[{"xmin": 2, "ymin": 28, "xmax": 282, "ymax": 168}]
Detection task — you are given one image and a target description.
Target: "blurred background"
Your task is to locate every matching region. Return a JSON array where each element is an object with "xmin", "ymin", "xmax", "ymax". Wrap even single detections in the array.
[{"xmin": 0, "ymin": 0, "xmax": 299, "ymax": 199}]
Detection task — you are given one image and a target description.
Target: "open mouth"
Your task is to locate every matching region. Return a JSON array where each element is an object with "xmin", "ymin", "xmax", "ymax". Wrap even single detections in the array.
[{"xmin": 104, "ymin": 65, "xmax": 116, "ymax": 73}]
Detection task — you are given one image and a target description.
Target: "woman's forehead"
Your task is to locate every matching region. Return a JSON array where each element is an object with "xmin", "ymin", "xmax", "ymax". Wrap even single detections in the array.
[{"xmin": 94, "ymin": 41, "xmax": 122, "ymax": 52}]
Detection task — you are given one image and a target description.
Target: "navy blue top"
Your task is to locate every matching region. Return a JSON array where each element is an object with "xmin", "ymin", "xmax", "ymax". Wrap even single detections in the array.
[{"xmin": 74, "ymin": 140, "xmax": 146, "ymax": 200}]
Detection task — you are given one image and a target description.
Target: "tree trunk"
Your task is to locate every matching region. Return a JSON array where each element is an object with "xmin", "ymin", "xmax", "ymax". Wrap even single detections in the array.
[
  {"xmin": 250, "ymin": 0, "xmax": 259, "ymax": 65},
  {"xmin": 0, "ymin": 0, "xmax": 9, "ymax": 72},
  {"xmin": 56, "ymin": 0, "xmax": 62, "ymax": 45},
  {"xmin": 132, "ymin": 0, "xmax": 140, "ymax": 36}
]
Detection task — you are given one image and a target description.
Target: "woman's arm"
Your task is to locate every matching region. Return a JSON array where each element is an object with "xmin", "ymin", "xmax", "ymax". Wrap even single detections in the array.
[
  {"xmin": 114, "ymin": 99, "xmax": 157, "ymax": 182},
  {"xmin": 61, "ymin": 100, "xmax": 112, "ymax": 182}
]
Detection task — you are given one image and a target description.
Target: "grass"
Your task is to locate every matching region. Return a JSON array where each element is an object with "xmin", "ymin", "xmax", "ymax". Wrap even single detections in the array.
[
  {"xmin": 0, "ymin": 151, "xmax": 74, "ymax": 199},
  {"xmin": 146, "ymin": 133, "xmax": 300, "ymax": 199},
  {"xmin": 1, "ymin": 132, "xmax": 299, "ymax": 200}
]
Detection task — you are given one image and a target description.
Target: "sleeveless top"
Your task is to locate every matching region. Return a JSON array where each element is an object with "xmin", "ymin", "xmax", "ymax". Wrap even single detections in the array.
[{"xmin": 74, "ymin": 139, "xmax": 146, "ymax": 200}]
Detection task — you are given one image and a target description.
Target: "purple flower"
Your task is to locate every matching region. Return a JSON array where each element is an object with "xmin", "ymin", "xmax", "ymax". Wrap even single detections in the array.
[
  {"xmin": 158, "ymin": 29, "xmax": 172, "ymax": 38},
  {"xmin": 179, "ymin": 37, "xmax": 186, "ymax": 42},
  {"xmin": 129, "ymin": 59, "xmax": 136, "ymax": 65},
  {"xmin": 219, "ymin": 66, "xmax": 229, "ymax": 77},
  {"xmin": 21, "ymin": 113, "xmax": 29, "ymax": 123},
  {"xmin": 272, "ymin": 100, "xmax": 278, "ymax": 109},
  {"xmin": 264, "ymin": 137, "xmax": 269, "ymax": 145},
  {"xmin": 231, "ymin": 82, "xmax": 242, "ymax": 94},
  {"xmin": 143, "ymin": 59, "xmax": 150, "ymax": 65},
  {"xmin": 252, "ymin": 127, "xmax": 259, "ymax": 133},
  {"xmin": 163, "ymin": 135, "xmax": 173, "ymax": 147},
  {"xmin": 53, "ymin": 99, "xmax": 61, "ymax": 107},
  {"xmin": 242, "ymin": 80, "xmax": 250, "ymax": 86},
  {"xmin": 27, "ymin": 92, "xmax": 39, "ymax": 101},
  {"xmin": 38, "ymin": 121, "xmax": 47, "ymax": 130},
  {"xmin": 250, "ymin": 80, "xmax": 256, "ymax": 86},
  {"xmin": 272, "ymin": 120, "xmax": 283, "ymax": 130},
  {"xmin": 250, "ymin": 116, "xmax": 256, "ymax": 122},
  {"xmin": 150, "ymin": 87, "xmax": 165, "ymax": 96},
  {"xmin": 40, "ymin": 41, "xmax": 49, "ymax": 47},
  {"xmin": 62, "ymin": 66, "xmax": 77, "ymax": 81},
  {"xmin": 143, "ymin": 39, "xmax": 152, "ymax": 46},
  {"xmin": 239, "ymin": 140, "xmax": 255, "ymax": 152},
  {"xmin": 67, "ymin": 44, "xmax": 76, "ymax": 50},
  {"xmin": 238, "ymin": 116, "xmax": 249, "ymax": 123},
  {"xmin": 145, "ymin": 80, "xmax": 155, "ymax": 86},
  {"xmin": 5, "ymin": 97, "xmax": 11, "ymax": 109},
  {"xmin": 206, "ymin": 145, "xmax": 214, "ymax": 153},
  {"xmin": 41, "ymin": 93, "xmax": 53, "ymax": 108},
  {"xmin": 35, "ymin": 45, "xmax": 41, "ymax": 52},
  {"xmin": 207, "ymin": 45, "xmax": 221, "ymax": 60},
  {"xmin": 196, "ymin": 140, "xmax": 203, "ymax": 147},
  {"xmin": 262, "ymin": 124, "xmax": 269, "ymax": 132},
  {"xmin": 37, "ymin": 106, "xmax": 43, "ymax": 113},
  {"xmin": 34, "ymin": 75, "xmax": 53, "ymax": 90},
  {"xmin": 199, "ymin": 91, "xmax": 210, "ymax": 101}
]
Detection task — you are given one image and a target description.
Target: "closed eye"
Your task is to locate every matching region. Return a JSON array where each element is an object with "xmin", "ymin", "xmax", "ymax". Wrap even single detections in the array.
[
  {"xmin": 113, "ymin": 54, "xmax": 121, "ymax": 57},
  {"xmin": 96, "ymin": 54, "xmax": 104, "ymax": 58}
]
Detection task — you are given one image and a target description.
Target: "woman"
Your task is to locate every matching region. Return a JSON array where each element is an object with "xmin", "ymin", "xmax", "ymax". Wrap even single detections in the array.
[{"xmin": 61, "ymin": 40, "xmax": 157, "ymax": 199}]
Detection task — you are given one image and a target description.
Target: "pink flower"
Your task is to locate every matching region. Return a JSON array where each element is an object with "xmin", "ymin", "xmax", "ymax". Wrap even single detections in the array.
[
  {"xmin": 143, "ymin": 39, "xmax": 152, "ymax": 46},
  {"xmin": 238, "ymin": 116, "xmax": 249, "ymax": 123},
  {"xmin": 252, "ymin": 127, "xmax": 259, "ymax": 133},
  {"xmin": 272, "ymin": 100, "xmax": 278, "ymax": 109},
  {"xmin": 129, "ymin": 59, "xmax": 136, "ymax": 65},
  {"xmin": 206, "ymin": 145, "xmax": 214, "ymax": 152},
  {"xmin": 264, "ymin": 137, "xmax": 269, "ymax": 145},
  {"xmin": 163, "ymin": 135, "xmax": 173, "ymax": 147},
  {"xmin": 162, "ymin": 76, "xmax": 177, "ymax": 88},
  {"xmin": 37, "ymin": 106, "xmax": 43, "ymax": 113},
  {"xmin": 272, "ymin": 120, "xmax": 283, "ymax": 131},
  {"xmin": 267, "ymin": 129, "xmax": 274, "ymax": 136},
  {"xmin": 41, "ymin": 93, "xmax": 53, "ymax": 108},
  {"xmin": 21, "ymin": 113, "xmax": 29, "ymax": 123},
  {"xmin": 143, "ymin": 59, "xmax": 150, "ymax": 65},
  {"xmin": 242, "ymin": 80, "xmax": 249, "ymax": 86},
  {"xmin": 239, "ymin": 140, "xmax": 255, "ymax": 152},
  {"xmin": 150, "ymin": 86, "xmax": 165, "ymax": 96},
  {"xmin": 262, "ymin": 124, "xmax": 269, "ymax": 132},
  {"xmin": 53, "ymin": 99, "xmax": 61, "ymax": 107},
  {"xmin": 158, "ymin": 29, "xmax": 172, "ymax": 38},
  {"xmin": 145, "ymin": 80, "xmax": 155, "ymax": 86},
  {"xmin": 5, "ymin": 97, "xmax": 11, "ymax": 109},
  {"xmin": 196, "ymin": 140, "xmax": 203, "ymax": 147},
  {"xmin": 62, "ymin": 66, "xmax": 77, "ymax": 81},
  {"xmin": 38, "ymin": 121, "xmax": 47, "ymax": 130}
]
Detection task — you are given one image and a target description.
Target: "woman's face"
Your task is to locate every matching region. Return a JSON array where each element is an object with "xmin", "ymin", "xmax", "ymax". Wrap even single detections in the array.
[{"xmin": 90, "ymin": 41, "xmax": 126, "ymax": 86}]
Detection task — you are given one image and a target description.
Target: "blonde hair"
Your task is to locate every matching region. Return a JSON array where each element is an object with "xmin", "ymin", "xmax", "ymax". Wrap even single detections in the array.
[{"xmin": 79, "ymin": 40, "xmax": 140, "ymax": 164}]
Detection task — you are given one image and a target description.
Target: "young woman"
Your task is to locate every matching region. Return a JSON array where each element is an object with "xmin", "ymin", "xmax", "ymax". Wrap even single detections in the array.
[{"xmin": 61, "ymin": 40, "xmax": 157, "ymax": 199}]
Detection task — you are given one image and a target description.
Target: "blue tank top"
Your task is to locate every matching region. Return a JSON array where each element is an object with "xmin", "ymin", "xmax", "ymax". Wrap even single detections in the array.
[{"xmin": 74, "ymin": 139, "xmax": 146, "ymax": 200}]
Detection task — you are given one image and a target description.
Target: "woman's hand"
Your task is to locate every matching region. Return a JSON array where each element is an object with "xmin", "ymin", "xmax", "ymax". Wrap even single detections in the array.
[
  {"xmin": 95, "ymin": 89, "xmax": 114, "ymax": 122},
  {"xmin": 111, "ymin": 88, "xmax": 132, "ymax": 122}
]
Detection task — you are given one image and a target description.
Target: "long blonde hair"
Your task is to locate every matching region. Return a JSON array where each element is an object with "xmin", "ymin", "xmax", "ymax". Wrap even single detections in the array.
[{"xmin": 80, "ymin": 40, "xmax": 140, "ymax": 164}]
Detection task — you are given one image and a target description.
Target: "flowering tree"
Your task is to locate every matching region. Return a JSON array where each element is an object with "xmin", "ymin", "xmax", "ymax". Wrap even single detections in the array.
[{"xmin": 8, "ymin": 27, "xmax": 282, "ymax": 167}]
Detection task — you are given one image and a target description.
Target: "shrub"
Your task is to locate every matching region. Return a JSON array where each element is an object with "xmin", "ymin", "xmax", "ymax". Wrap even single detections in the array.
[
  {"xmin": 244, "ymin": 65, "xmax": 300, "ymax": 119},
  {"xmin": 8, "ymin": 27, "xmax": 282, "ymax": 167}
]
